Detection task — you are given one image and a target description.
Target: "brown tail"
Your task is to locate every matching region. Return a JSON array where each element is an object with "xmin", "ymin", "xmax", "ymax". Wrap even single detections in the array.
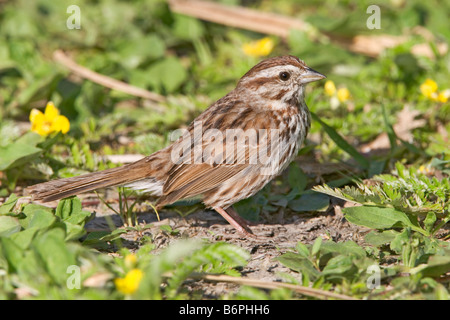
[{"xmin": 26, "ymin": 159, "xmax": 154, "ymax": 202}]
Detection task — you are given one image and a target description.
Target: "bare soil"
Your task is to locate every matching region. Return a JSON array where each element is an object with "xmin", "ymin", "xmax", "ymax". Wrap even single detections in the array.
[{"xmin": 79, "ymin": 191, "xmax": 370, "ymax": 298}]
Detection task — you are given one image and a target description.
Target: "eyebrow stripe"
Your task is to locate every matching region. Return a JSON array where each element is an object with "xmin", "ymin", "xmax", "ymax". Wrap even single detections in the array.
[{"xmin": 244, "ymin": 75, "xmax": 279, "ymax": 89}]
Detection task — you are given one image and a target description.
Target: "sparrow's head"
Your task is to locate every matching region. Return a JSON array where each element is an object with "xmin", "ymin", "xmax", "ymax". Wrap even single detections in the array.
[{"xmin": 237, "ymin": 55, "xmax": 326, "ymax": 106}]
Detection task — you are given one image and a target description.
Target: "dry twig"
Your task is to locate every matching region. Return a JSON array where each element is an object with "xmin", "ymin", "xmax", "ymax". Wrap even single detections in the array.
[
  {"xmin": 169, "ymin": 0, "xmax": 447, "ymax": 58},
  {"xmin": 186, "ymin": 273, "xmax": 358, "ymax": 300},
  {"xmin": 53, "ymin": 50, "xmax": 166, "ymax": 102},
  {"xmin": 169, "ymin": 0, "xmax": 309, "ymax": 38}
]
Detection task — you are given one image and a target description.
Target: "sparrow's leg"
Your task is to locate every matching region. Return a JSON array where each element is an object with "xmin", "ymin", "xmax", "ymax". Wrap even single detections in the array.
[
  {"xmin": 213, "ymin": 206, "xmax": 256, "ymax": 238},
  {"xmin": 226, "ymin": 206, "xmax": 258, "ymax": 226}
]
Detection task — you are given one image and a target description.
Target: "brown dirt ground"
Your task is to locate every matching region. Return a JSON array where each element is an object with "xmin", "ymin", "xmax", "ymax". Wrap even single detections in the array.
[
  {"xmin": 73, "ymin": 190, "xmax": 370, "ymax": 298},
  {"xmin": 6, "ymin": 186, "xmax": 449, "ymax": 298}
]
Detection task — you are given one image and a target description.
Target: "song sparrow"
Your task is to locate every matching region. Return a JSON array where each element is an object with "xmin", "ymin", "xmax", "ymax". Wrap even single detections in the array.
[{"xmin": 26, "ymin": 55, "xmax": 325, "ymax": 237}]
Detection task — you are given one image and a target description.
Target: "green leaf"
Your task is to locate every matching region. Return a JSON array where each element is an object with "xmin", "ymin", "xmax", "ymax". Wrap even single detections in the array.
[
  {"xmin": 0, "ymin": 237, "xmax": 23, "ymax": 272},
  {"xmin": 63, "ymin": 222, "xmax": 86, "ymax": 241},
  {"xmin": 99, "ymin": 228, "xmax": 127, "ymax": 242},
  {"xmin": 410, "ymin": 255, "xmax": 450, "ymax": 277},
  {"xmin": 32, "ymin": 228, "xmax": 75, "ymax": 284},
  {"xmin": 147, "ymin": 57, "xmax": 187, "ymax": 93},
  {"xmin": 82, "ymin": 229, "xmax": 126, "ymax": 247},
  {"xmin": 320, "ymin": 240, "xmax": 366, "ymax": 258},
  {"xmin": 10, "ymin": 227, "xmax": 39, "ymax": 250},
  {"xmin": 311, "ymin": 112, "xmax": 369, "ymax": 169},
  {"xmin": 56, "ymin": 196, "xmax": 82, "ymax": 220},
  {"xmin": 295, "ymin": 242, "xmax": 310, "ymax": 258},
  {"xmin": 173, "ymin": 14, "xmax": 205, "ymax": 40},
  {"xmin": 160, "ymin": 224, "xmax": 174, "ymax": 234},
  {"xmin": 430, "ymin": 158, "xmax": 450, "ymax": 171},
  {"xmin": 54, "ymin": 197, "xmax": 91, "ymax": 240},
  {"xmin": 116, "ymin": 35, "xmax": 165, "ymax": 69},
  {"xmin": 17, "ymin": 69, "xmax": 62, "ymax": 106},
  {"xmin": 276, "ymin": 252, "xmax": 321, "ymax": 280},
  {"xmin": 288, "ymin": 193, "xmax": 329, "ymax": 212},
  {"xmin": 28, "ymin": 209, "xmax": 57, "ymax": 229},
  {"xmin": 311, "ymin": 236, "xmax": 323, "ymax": 257},
  {"xmin": 82, "ymin": 231, "xmax": 109, "ymax": 245},
  {"xmin": 0, "ymin": 216, "xmax": 21, "ymax": 237},
  {"xmin": 0, "ymin": 193, "xmax": 19, "ymax": 214},
  {"xmin": 364, "ymin": 230, "xmax": 398, "ymax": 246},
  {"xmin": 423, "ymin": 212, "xmax": 436, "ymax": 234},
  {"xmin": 322, "ymin": 255, "xmax": 356, "ymax": 278},
  {"xmin": 20, "ymin": 204, "xmax": 53, "ymax": 229},
  {"xmin": 234, "ymin": 197, "xmax": 261, "ymax": 222},
  {"xmin": 36, "ymin": 132, "xmax": 63, "ymax": 151},
  {"xmin": 389, "ymin": 228, "xmax": 410, "ymax": 254},
  {"xmin": 287, "ymin": 163, "xmax": 307, "ymax": 192},
  {"xmin": 0, "ymin": 142, "xmax": 42, "ymax": 170},
  {"xmin": 15, "ymin": 131, "xmax": 42, "ymax": 147},
  {"xmin": 343, "ymin": 206, "xmax": 422, "ymax": 232},
  {"xmin": 63, "ymin": 210, "xmax": 92, "ymax": 226}
]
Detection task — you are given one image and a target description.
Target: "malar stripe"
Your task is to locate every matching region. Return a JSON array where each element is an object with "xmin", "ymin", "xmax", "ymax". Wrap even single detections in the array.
[{"xmin": 261, "ymin": 88, "xmax": 289, "ymax": 100}]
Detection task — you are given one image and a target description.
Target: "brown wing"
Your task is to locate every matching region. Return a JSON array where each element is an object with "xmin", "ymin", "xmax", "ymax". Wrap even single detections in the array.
[
  {"xmin": 157, "ymin": 92, "xmax": 274, "ymax": 207},
  {"xmin": 157, "ymin": 163, "xmax": 248, "ymax": 206}
]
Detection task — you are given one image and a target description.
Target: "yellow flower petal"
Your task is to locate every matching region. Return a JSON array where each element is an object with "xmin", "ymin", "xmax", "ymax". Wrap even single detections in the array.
[
  {"xmin": 114, "ymin": 269, "xmax": 143, "ymax": 295},
  {"xmin": 30, "ymin": 103, "xmax": 70, "ymax": 136},
  {"xmin": 242, "ymin": 37, "xmax": 274, "ymax": 57},
  {"xmin": 324, "ymin": 80, "xmax": 336, "ymax": 96},
  {"xmin": 124, "ymin": 254, "xmax": 137, "ymax": 268},
  {"xmin": 29, "ymin": 108, "xmax": 44, "ymax": 125},
  {"xmin": 437, "ymin": 89, "xmax": 450, "ymax": 103},
  {"xmin": 44, "ymin": 101, "xmax": 59, "ymax": 122},
  {"xmin": 30, "ymin": 109, "xmax": 50, "ymax": 136},
  {"xmin": 51, "ymin": 115, "xmax": 70, "ymax": 134},
  {"xmin": 337, "ymin": 87, "xmax": 351, "ymax": 102},
  {"xmin": 420, "ymin": 78, "xmax": 438, "ymax": 99},
  {"xmin": 429, "ymin": 92, "xmax": 439, "ymax": 101},
  {"xmin": 258, "ymin": 38, "xmax": 274, "ymax": 56},
  {"xmin": 33, "ymin": 122, "xmax": 52, "ymax": 136}
]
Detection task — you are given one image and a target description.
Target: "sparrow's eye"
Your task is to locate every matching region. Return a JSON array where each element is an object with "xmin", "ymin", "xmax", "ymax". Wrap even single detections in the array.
[{"xmin": 279, "ymin": 71, "xmax": 290, "ymax": 81}]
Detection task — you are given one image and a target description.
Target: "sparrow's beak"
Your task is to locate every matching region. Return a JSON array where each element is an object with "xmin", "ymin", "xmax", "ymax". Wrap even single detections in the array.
[{"xmin": 301, "ymin": 67, "xmax": 326, "ymax": 84}]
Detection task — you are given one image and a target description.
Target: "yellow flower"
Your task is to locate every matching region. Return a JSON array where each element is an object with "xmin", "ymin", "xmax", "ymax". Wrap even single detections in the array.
[
  {"xmin": 337, "ymin": 87, "xmax": 351, "ymax": 102},
  {"xmin": 124, "ymin": 254, "xmax": 137, "ymax": 268},
  {"xmin": 30, "ymin": 102, "xmax": 70, "ymax": 136},
  {"xmin": 114, "ymin": 269, "xmax": 143, "ymax": 295},
  {"xmin": 324, "ymin": 80, "xmax": 350, "ymax": 108},
  {"xmin": 420, "ymin": 79, "xmax": 449, "ymax": 103},
  {"xmin": 420, "ymin": 79, "xmax": 438, "ymax": 99},
  {"xmin": 418, "ymin": 165, "xmax": 432, "ymax": 175},
  {"xmin": 242, "ymin": 37, "xmax": 274, "ymax": 57},
  {"xmin": 437, "ymin": 89, "xmax": 450, "ymax": 103},
  {"xmin": 324, "ymin": 80, "xmax": 336, "ymax": 96}
]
